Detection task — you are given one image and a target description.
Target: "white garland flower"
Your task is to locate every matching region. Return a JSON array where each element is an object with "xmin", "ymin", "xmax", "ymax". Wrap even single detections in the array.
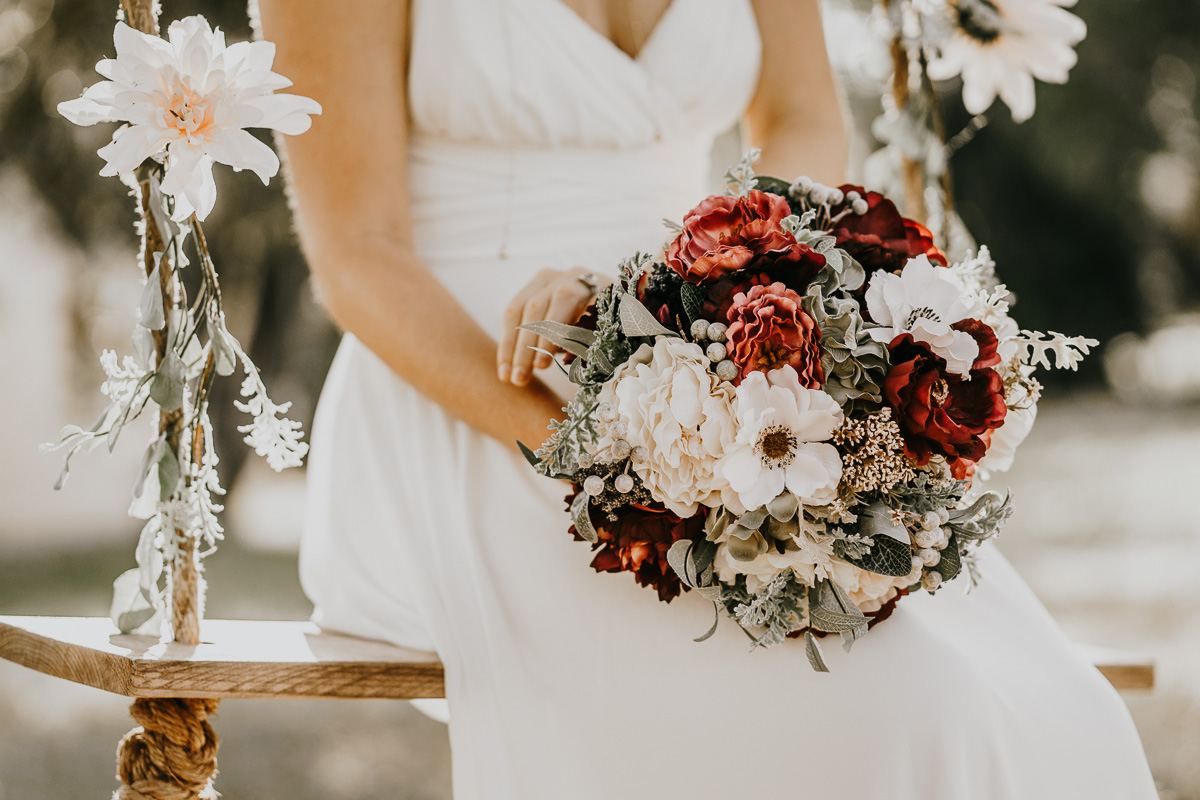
[
  {"xmin": 718, "ymin": 366, "xmax": 844, "ymax": 514},
  {"xmin": 607, "ymin": 338, "xmax": 737, "ymax": 517},
  {"xmin": 59, "ymin": 16, "xmax": 321, "ymax": 220},
  {"xmin": 865, "ymin": 254, "xmax": 982, "ymax": 376},
  {"xmin": 923, "ymin": 0, "xmax": 1087, "ymax": 123}
]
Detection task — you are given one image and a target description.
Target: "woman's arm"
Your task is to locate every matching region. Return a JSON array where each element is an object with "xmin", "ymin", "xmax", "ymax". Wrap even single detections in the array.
[
  {"xmin": 745, "ymin": 0, "xmax": 849, "ymax": 184},
  {"xmin": 255, "ymin": 0, "xmax": 564, "ymax": 449}
]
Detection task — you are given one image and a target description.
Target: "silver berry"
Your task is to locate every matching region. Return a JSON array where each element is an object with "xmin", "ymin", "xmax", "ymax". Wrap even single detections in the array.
[
  {"xmin": 827, "ymin": 187, "xmax": 845, "ymax": 206},
  {"xmin": 690, "ymin": 318, "xmax": 711, "ymax": 341},
  {"xmin": 845, "ymin": 190, "xmax": 861, "ymax": 204},
  {"xmin": 609, "ymin": 420, "xmax": 628, "ymax": 440},
  {"xmin": 922, "ymin": 570, "xmax": 944, "ymax": 592},
  {"xmin": 918, "ymin": 547, "xmax": 941, "ymax": 567},
  {"xmin": 583, "ymin": 475, "xmax": 606, "ymax": 497},
  {"xmin": 914, "ymin": 529, "xmax": 938, "ymax": 549},
  {"xmin": 715, "ymin": 359, "xmax": 739, "ymax": 382},
  {"xmin": 611, "ymin": 439, "xmax": 632, "ymax": 460},
  {"xmin": 790, "ymin": 176, "xmax": 814, "ymax": 197},
  {"xmin": 614, "ymin": 473, "xmax": 635, "ymax": 493},
  {"xmin": 597, "ymin": 403, "xmax": 618, "ymax": 423},
  {"xmin": 706, "ymin": 342, "xmax": 727, "ymax": 363},
  {"xmin": 577, "ymin": 451, "xmax": 595, "ymax": 469},
  {"xmin": 852, "ymin": 198, "xmax": 869, "ymax": 215},
  {"xmin": 922, "ymin": 510, "xmax": 941, "ymax": 531},
  {"xmin": 630, "ymin": 445, "xmax": 649, "ymax": 465},
  {"xmin": 706, "ymin": 322, "xmax": 728, "ymax": 343}
]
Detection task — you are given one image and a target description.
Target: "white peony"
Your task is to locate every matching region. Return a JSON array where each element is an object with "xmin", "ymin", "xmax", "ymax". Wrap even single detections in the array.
[
  {"xmin": 828, "ymin": 560, "xmax": 909, "ymax": 613},
  {"xmin": 865, "ymin": 255, "xmax": 981, "ymax": 376},
  {"xmin": 607, "ymin": 338, "xmax": 737, "ymax": 516},
  {"xmin": 59, "ymin": 16, "xmax": 321, "ymax": 221},
  {"xmin": 718, "ymin": 366, "xmax": 844, "ymax": 514},
  {"xmin": 923, "ymin": 0, "xmax": 1087, "ymax": 123}
]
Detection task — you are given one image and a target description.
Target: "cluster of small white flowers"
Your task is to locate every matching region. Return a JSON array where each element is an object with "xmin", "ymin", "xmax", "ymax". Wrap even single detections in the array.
[{"xmin": 235, "ymin": 372, "xmax": 310, "ymax": 472}]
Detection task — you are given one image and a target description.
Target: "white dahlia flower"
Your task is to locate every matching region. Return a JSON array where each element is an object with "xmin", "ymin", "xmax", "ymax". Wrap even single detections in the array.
[
  {"xmin": 924, "ymin": 0, "xmax": 1087, "ymax": 123},
  {"xmin": 718, "ymin": 366, "xmax": 844, "ymax": 514},
  {"xmin": 59, "ymin": 16, "xmax": 321, "ymax": 220},
  {"xmin": 607, "ymin": 338, "xmax": 737, "ymax": 517},
  {"xmin": 865, "ymin": 255, "xmax": 982, "ymax": 376}
]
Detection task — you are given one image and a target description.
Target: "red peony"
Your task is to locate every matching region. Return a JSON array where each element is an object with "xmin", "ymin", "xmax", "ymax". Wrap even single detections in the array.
[
  {"xmin": 568, "ymin": 491, "xmax": 706, "ymax": 603},
  {"xmin": 667, "ymin": 190, "xmax": 823, "ymax": 285},
  {"xmin": 883, "ymin": 335, "xmax": 1007, "ymax": 466},
  {"xmin": 725, "ymin": 281, "xmax": 824, "ymax": 387},
  {"xmin": 832, "ymin": 184, "xmax": 948, "ymax": 276}
]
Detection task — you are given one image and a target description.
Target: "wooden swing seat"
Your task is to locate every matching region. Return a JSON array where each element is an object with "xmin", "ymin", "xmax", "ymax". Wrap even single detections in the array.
[{"xmin": 0, "ymin": 615, "xmax": 1153, "ymax": 699}]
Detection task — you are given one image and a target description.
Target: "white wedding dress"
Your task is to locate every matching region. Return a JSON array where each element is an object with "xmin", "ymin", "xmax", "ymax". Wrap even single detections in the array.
[{"xmin": 300, "ymin": 0, "xmax": 1158, "ymax": 797}]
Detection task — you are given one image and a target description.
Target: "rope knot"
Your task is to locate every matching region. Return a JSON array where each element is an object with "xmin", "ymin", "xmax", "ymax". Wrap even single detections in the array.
[{"xmin": 114, "ymin": 698, "xmax": 220, "ymax": 800}]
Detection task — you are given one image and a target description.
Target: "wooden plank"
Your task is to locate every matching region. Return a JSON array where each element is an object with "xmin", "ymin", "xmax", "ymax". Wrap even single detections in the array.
[
  {"xmin": 0, "ymin": 616, "xmax": 1153, "ymax": 699},
  {"xmin": 1077, "ymin": 643, "xmax": 1155, "ymax": 691},
  {"xmin": 0, "ymin": 616, "xmax": 445, "ymax": 700}
]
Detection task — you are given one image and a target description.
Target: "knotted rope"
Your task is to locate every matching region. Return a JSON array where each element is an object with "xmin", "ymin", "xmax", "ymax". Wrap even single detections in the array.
[{"xmin": 114, "ymin": 698, "xmax": 220, "ymax": 800}]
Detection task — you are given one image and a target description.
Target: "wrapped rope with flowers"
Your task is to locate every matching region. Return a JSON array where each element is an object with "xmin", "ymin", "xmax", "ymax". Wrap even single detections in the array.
[
  {"xmin": 522, "ymin": 152, "xmax": 1095, "ymax": 670},
  {"xmin": 41, "ymin": 2, "xmax": 319, "ymax": 796}
]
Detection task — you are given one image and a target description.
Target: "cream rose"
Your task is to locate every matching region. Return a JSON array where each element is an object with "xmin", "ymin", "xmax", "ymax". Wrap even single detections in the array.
[{"xmin": 605, "ymin": 338, "xmax": 736, "ymax": 516}]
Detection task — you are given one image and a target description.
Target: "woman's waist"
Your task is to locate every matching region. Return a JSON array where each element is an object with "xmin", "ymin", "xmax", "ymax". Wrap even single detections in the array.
[{"xmin": 405, "ymin": 131, "xmax": 712, "ymax": 269}]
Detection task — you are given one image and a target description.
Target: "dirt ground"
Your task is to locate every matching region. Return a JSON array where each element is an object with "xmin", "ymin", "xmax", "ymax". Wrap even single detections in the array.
[{"xmin": 0, "ymin": 392, "xmax": 1196, "ymax": 800}]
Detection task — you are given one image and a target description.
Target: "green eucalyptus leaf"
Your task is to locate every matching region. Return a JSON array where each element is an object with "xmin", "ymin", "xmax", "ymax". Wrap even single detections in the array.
[
  {"xmin": 694, "ymin": 602, "xmax": 721, "ymax": 642},
  {"xmin": 149, "ymin": 350, "xmax": 186, "ymax": 411},
  {"xmin": 516, "ymin": 440, "xmax": 542, "ymax": 469},
  {"xmin": 841, "ymin": 533, "xmax": 913, "ymax": 577},
  {"xmin": 936, "ymin": 533, "xmax": 963, "ymax": 582},
  {"xmin": 110, "ymin": 568, "xmax": 159, "ymax": 635},
  {"xmin": 518, "ymin": 321, "xmax": 592, "ymax": 358},
  {"xmin": 571, "ymin": 491, "xmax": 598, "ymax": 543},
  {"xmin": 157, "ymin": 448, "xmax": 181, "ymax": 501},
  {"xmin": 680, "ymin": 283, "xmax": 704, "ymax": 324},
  {"xmin": 139, "ymin": 264, "xmax": 166, "ymax": 331},
  {"xmin": 667, "ymin": 539, "xmax": 695, "ymax": 586},
  {"xmin": 208, "ymin": 318, "xmax": 239, "ymax": 377},
  {"xmin": 618, "ymin": 293, "xmax": 676, "ymax": 338},
  {"xmin": 809, "ymin": 605, "xmax": 870, "ymax": 634},
  {"xmin": 804, "ymin": 630, "xmax": 830, "ymax": 672}
]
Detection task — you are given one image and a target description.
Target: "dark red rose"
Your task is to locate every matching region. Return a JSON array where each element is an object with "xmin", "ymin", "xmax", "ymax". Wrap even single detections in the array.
[
  {"xmin": 952, "ymin": 318, "xmax": 1002, "ymax": 370},
  {"xmin": 725, "ymin": 281, "xmax": 824, "ymax": 386},
  {"xmin": 667, "ymin": 190, "xmax": 817, "ymax": 285},
  {"xmin": 832, "ymin": 184, "xmax": 948, "ymax": 276},
  {"xmin": 568, "ymin": 491, "xmax": 705, "ymax": 603},
  {"xmin": 883, "ymin": 335, "xmax": 1007, "ymax": 466}
]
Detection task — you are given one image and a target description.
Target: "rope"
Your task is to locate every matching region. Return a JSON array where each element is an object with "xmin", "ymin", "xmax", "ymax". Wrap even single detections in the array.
[{"xmin": 114, "ymin": 699, "xmax": 220, "ymax": 800}]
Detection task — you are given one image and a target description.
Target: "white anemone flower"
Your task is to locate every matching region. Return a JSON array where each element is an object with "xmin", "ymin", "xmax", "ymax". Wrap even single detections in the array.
[
  {"xmin": 924, "ymin": 0, "xmax": 1087, "ymax": 123},
  {"xmin": 59, "ymin": 16, "xmax": 321, "ymax": 220},
  {"xmin": 865, "ymin": 255, "xmax": 981, "ymax": 376},
  {"xmin": 719, "ymin": 366, "xmax": 844, "ymax": 513}
]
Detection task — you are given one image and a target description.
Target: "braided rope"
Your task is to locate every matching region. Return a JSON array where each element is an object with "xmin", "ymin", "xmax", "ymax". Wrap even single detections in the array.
[{"xmin": 114, "ymin": 699, "xmax": 220, "ymax": 800}]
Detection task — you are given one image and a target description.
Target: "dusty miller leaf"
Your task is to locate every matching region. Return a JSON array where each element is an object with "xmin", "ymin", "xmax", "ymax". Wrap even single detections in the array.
[
  {"xmin": 804, "ymin": 630, "xmax": 830, "ymax": 672},
  {"xmin": 618, "ymin": 293, "xmax": 676, "ymax": 338}
]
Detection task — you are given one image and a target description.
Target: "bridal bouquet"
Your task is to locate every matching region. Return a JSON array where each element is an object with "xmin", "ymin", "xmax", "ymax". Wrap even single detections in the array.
[{"xmin": 521, "ymin": 156, "xmax": 1095, "ymax": 670}]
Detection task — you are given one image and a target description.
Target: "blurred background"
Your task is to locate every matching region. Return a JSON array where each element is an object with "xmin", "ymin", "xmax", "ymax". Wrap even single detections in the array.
[{"xmin": 0, "ymin": 0, "xmax": 1197, "ymax": 797}]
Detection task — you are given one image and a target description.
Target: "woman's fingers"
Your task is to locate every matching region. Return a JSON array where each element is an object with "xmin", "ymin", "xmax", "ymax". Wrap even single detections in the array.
[
  {"xmin": 497, "ymin": 272, "xmax": 551, "ymax": 382},
  {"xmin": 537, "ymin": 280, "xmax": 591, "ymax": 369},
  {"xmin": 511, "ymin": 292, "xmax": 552, "ymax": 386}
]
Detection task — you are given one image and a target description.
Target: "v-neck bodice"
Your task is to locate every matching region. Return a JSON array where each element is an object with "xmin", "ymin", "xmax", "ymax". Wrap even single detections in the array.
[{"xmin": 407, "ymin": 0, "xmax": 761, "ymax": 149}]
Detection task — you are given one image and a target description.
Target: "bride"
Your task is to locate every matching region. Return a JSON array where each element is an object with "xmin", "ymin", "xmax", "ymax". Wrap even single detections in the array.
[{"xmin": 256, "ymin": 0, "xmax": 1157, "ymax": 797}]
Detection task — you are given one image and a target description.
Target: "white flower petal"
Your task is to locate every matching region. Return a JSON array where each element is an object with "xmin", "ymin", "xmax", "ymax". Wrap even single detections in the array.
[
  {"xmin": 239, "ymin": 93, "xmax": 322, "ymax": 135},
  {"xmin": 207, "ymin": 129, "xmax": 280, "ymax": 183},
  {"xmin": 96, "ymin": 125, "xmax": 162, "ymax": 175},
  {"xmin": 784, "ymin": 443, "xmax": 842, "ymax": 503}
]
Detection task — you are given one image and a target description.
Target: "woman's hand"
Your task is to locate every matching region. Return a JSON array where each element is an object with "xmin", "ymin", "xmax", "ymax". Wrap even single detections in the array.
[{"xmin": 497, "ymin": 267, "xmax": 607, "ymax": 387}]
